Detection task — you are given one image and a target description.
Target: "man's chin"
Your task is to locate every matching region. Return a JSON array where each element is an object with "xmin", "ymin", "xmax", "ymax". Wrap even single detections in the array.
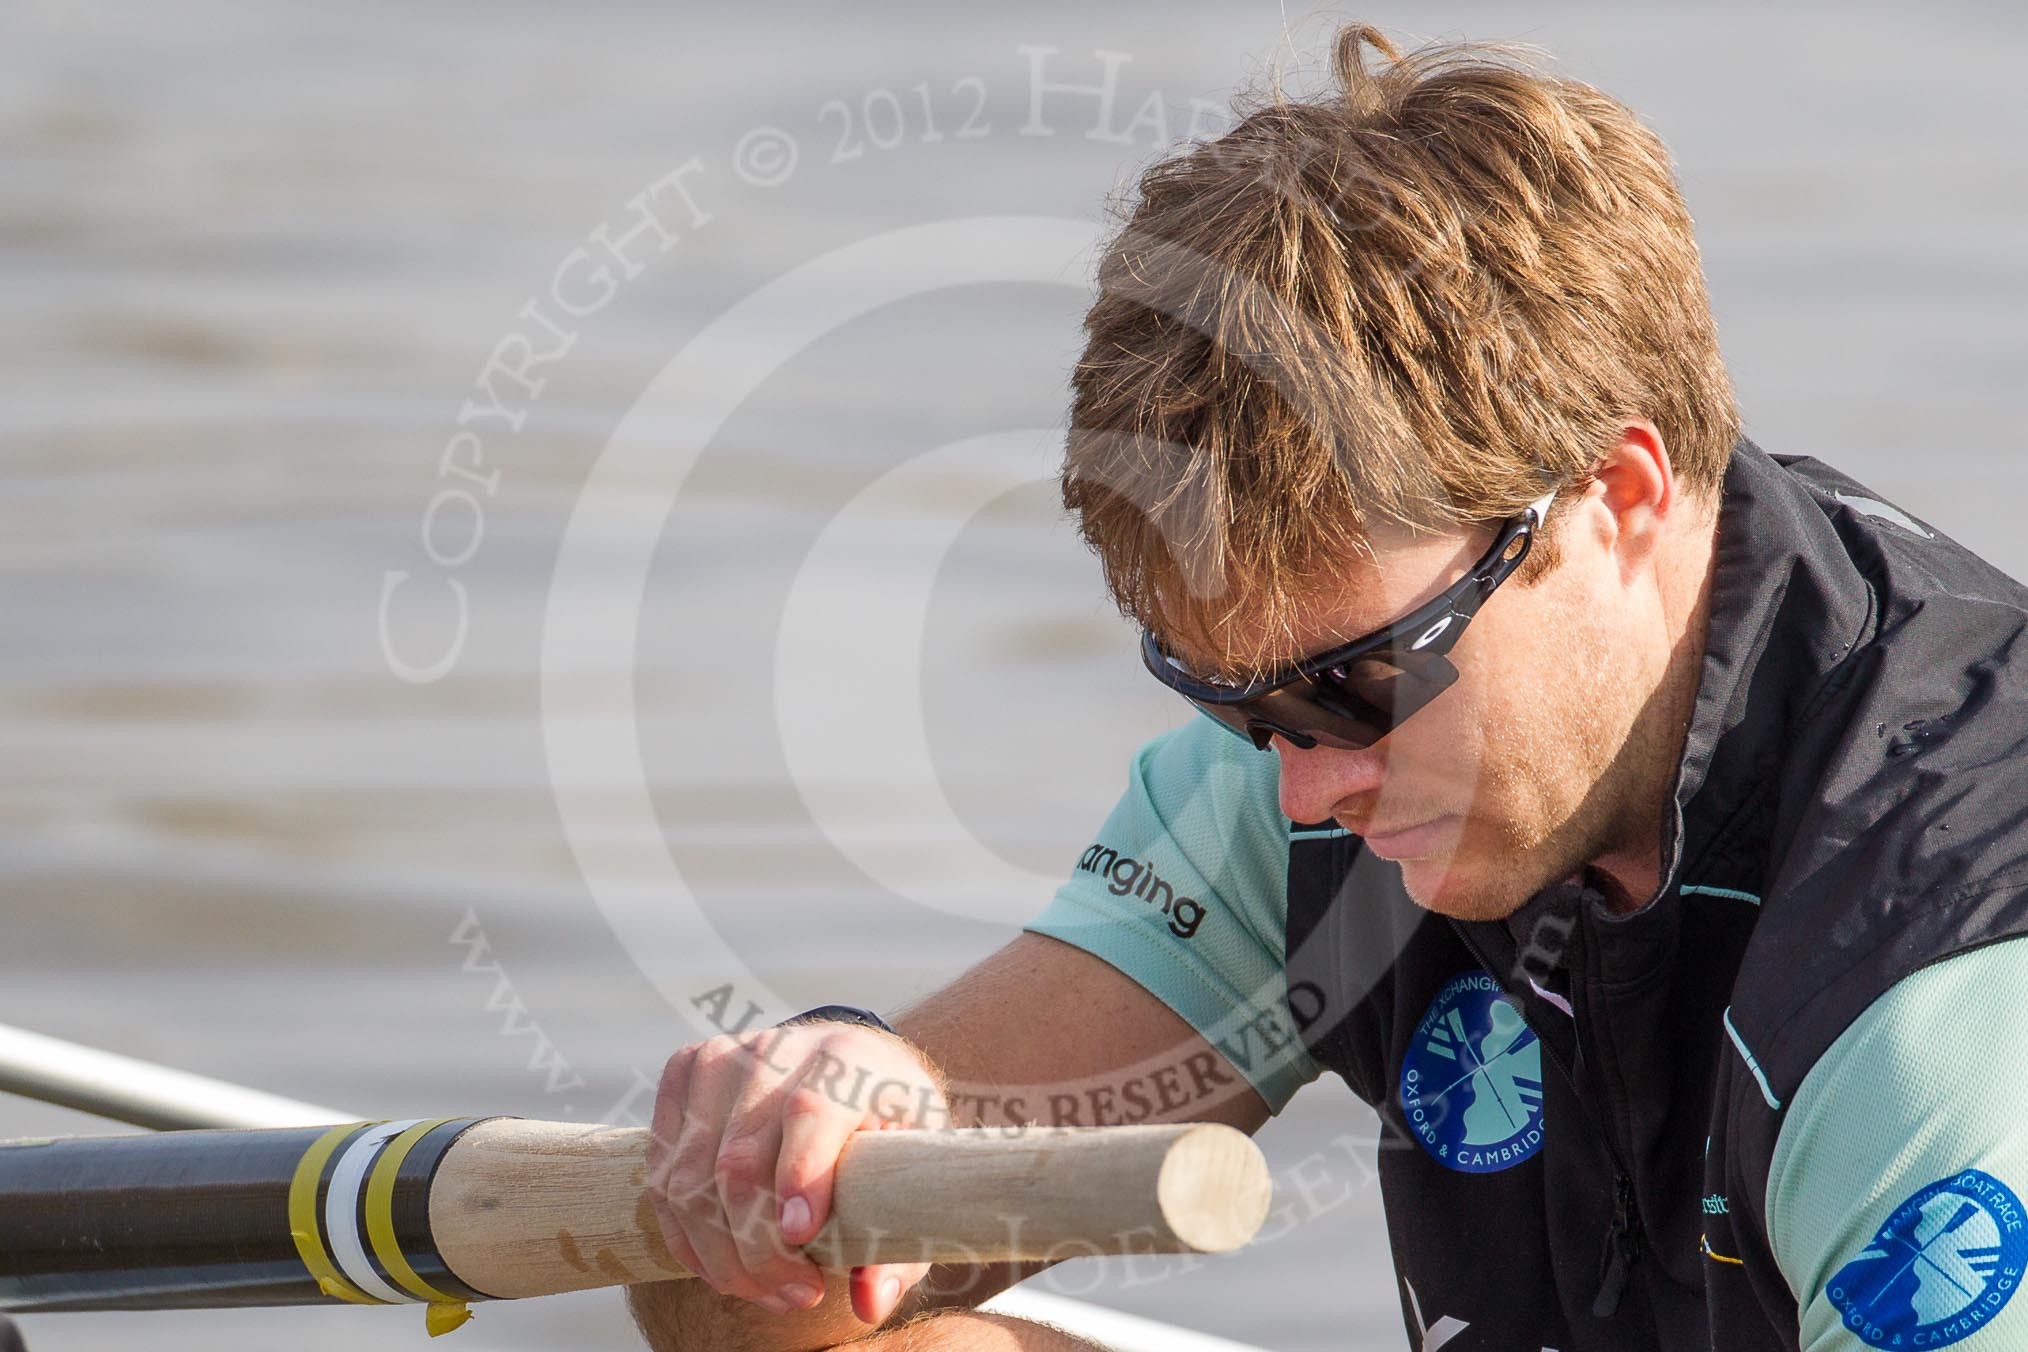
[{"xmin": 1395, "ymin": 850, "xmax": 1540, "ymax": 922}]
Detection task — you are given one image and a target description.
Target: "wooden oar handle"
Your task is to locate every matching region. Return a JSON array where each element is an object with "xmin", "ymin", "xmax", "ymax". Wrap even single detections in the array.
[{"xmin": 431, "ymin": 1120, "xmax": 1273, "ymax": 1299}]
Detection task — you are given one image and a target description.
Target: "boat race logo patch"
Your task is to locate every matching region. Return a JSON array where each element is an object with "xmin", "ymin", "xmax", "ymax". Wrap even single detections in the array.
[
  {"xmin": 1828, "ymin": 1169, "xmax": 2028, "ymax": 1348},
  {"xmin": 1398, "ymin": 971, "xmax": 1545, "ymax": 1174}
]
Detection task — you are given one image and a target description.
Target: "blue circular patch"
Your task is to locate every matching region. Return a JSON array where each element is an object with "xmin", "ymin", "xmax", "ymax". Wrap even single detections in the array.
[
  {"xmin": 1829, "ymin": 1169, "xmax": 2028, "ymax": 1348},
  {"xmin": 1398, "ymin": 971, "xmax": 1545, "ymax": 1173}
]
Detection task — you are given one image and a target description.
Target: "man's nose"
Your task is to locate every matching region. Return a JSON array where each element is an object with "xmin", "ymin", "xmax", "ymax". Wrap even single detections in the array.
[{"xmin": 1275, "ymin": 736, "xmax": 1388, "ymax": 825}]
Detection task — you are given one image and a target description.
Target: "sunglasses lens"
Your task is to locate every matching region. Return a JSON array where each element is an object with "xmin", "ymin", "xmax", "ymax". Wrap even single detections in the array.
[
  {"xmin": 1190, "ymin": 651, "xmax": 1456, "ymax": 752},
  {"xmin": 1283, "ymin": 681, "xmax": 1393, "ymax": 749},
  {"xmin": 1190, "ymin": 688, "xmax": 1385, "ymax": 752},
  {"xmin": 1323, "ymin": 652, "xmax": 1455, "ymax": 732},
  {"xmin": 1324, "ymin": 656, "xmax": 1420, "ymax": 715}
]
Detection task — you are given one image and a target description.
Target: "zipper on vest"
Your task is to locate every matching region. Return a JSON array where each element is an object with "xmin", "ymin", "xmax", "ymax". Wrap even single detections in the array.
[
  {"xmin": 1592, "ymin": 1172, "xmax": 1642, "ymax": 1317},
  {"xmin": 1450, "ymin": 921, "xmax": 1649, "ymax": 1324}
]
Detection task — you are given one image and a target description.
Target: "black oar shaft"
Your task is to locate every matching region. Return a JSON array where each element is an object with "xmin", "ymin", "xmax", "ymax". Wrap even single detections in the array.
[{"xmin": 0, "ymin": 1120, "xmax": 492, "ymax": 1314}]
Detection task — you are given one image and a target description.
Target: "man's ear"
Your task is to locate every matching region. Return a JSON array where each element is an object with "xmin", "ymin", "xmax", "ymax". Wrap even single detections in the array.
[{"xmin": 1585, "ymin": 420, "xmax": 1675, "ymax": 581}]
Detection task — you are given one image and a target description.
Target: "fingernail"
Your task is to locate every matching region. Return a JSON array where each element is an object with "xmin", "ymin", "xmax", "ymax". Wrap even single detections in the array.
[
  {"xmin": 780, "ymin": 1194, "xmax": 811, "ymax": 1238},
  {"xmin": 779, "ymin": 1282, "xmax": 820, "ymax": 1309},
  {"xmin": 879, "ymin": 1274, "xmax": 901, "ymax": 1311},
  {"xmin": 756, "ymin": 1294, "xmax": 792, "ymax": 1316}
]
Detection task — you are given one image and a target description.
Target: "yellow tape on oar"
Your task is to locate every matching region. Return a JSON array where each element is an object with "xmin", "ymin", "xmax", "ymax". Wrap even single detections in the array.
[
  {"xmin": 423, "ymin": 1303, "xmax": 474, "ymax": 1337},
  {"xmin": 364, "ymin": 1117, "xmax": 473, "ymax": 1336},
  {"xmin": 288, "ymin": 1123, "xmax": 385, "ymax": 1305}
]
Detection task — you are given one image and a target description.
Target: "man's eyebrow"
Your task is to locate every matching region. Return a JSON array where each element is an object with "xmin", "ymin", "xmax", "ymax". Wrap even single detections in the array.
[
  {"xmin": 1295, "ymin": 552, "xmax": 1483, "ymax": 653},
  {"xmin": 1161, "ymin": 529, "xmax": 1486, "ymax": 677}
]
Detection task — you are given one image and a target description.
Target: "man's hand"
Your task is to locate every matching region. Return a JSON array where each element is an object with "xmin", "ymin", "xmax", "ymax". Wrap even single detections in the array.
[
  {"xmin": 628, "ymin": 934, "xmax": 1274, "ymax": 1352},
  {"xmin": 645, "ymin": 1020, "xmax": 947, "ymax": 1328}
]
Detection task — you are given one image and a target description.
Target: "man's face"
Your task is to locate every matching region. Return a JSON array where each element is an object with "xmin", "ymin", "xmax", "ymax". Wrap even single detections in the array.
[{"xmin": 1212, "ymin": 497, "xmax": 1679, "ymax": 921}]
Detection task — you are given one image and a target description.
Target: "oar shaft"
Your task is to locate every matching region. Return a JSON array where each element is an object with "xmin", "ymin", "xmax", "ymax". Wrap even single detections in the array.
[
  {"xmin": 0, "ymin": 1022, "xmax": 345, "ymax": 1131},
  {"xmin": 0, "ymin": 1119, "xmax": 1272, "ymax": 1313}
]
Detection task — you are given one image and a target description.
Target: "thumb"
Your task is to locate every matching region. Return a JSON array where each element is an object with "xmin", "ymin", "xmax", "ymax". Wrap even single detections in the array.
[{"xmin": 849, "ymin": 1261, "xmax": 932, "ymax": 1326}]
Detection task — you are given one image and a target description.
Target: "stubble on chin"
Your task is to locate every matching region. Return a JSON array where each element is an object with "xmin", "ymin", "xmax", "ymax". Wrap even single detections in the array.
[{"xmin": 1396, "ymin": 817, "xmax": 1567, "ymax": 922}]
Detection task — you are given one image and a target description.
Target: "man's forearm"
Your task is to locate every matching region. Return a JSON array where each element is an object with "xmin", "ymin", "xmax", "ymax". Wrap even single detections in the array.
[
  {"xmin": 628, "ymin": 1272, "xmax": 864, "ymax": 1352},
  {"xmin": 851, "ymin": 1311, "xmax": 1105, "ymax": 1351},
  {"xmin": 629, "ymin": 1253, "xmax": 1043, "ymax": 1352},
  {"xmin": 626, "ymin": 1273, "xmax": 1094, "ymax": 1352}
]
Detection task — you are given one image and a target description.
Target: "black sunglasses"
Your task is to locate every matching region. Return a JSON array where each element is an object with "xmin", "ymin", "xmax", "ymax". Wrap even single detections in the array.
[{"xmin": 1142, "ymin": 491, "xmax": 1557, "ymax": 751}]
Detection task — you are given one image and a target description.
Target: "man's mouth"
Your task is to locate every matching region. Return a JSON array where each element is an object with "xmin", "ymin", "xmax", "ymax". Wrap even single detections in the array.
[{"xmin": 1357, "ymin": 815, "xmax": 1460, "ymax": 861}]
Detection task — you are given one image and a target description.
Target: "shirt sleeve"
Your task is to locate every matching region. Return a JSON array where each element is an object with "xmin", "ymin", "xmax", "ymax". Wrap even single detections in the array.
[
  {"xmin": 1023, "ymin": 715, "xmax": 1322, "ymax": 1113},
  {"xmin": 1769, "ymin": 938, "xmax": 2028, "ymax": 1350}
]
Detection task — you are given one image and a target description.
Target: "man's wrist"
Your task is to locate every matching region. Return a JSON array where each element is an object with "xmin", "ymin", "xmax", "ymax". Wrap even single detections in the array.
[
  {"xmin": 775, "ymin": 1003, "xmax": 896, "ymax": 1035},
  {"xmin": 775, "ymin": 1004, "xmax": 955, "ymax": 1127}
]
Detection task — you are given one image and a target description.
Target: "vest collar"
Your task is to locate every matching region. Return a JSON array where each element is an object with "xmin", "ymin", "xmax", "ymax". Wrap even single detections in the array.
[{"xmin": 1660, "ymin": 439, "xmax": 1877, "ymax": 903}]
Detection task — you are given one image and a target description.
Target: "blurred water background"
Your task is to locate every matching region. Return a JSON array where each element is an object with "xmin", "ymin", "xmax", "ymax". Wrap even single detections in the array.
[{"xmin": 3, "ymin": 2, "xmax": 2025, "ymax": 1349}]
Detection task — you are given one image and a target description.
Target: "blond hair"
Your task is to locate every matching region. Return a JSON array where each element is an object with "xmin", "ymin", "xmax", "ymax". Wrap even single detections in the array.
[{"xmin": 1062, "ymin": 25, "xmax": 1737, "ymax": 676}]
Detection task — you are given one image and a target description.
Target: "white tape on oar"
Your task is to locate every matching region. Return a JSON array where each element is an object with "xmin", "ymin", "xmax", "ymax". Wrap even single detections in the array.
[{"xmin": 324, "ymin": 1118, "xmax": 426, "ymax": 1305}]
